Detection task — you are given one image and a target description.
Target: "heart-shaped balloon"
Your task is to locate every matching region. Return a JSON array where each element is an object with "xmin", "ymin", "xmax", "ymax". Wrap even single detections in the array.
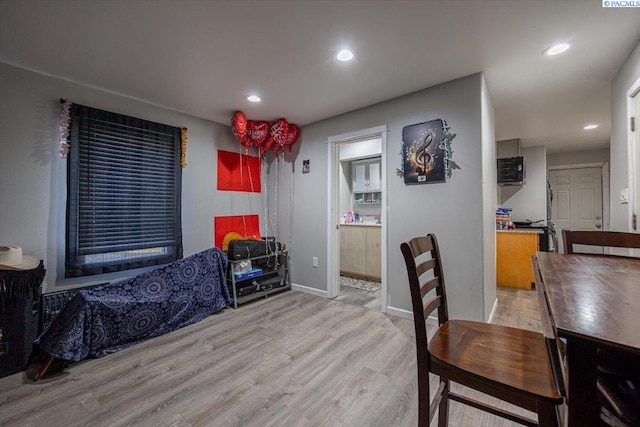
[
  {"xmin": 260, "ymin": 136, "xmax": 274, "ymax": 158},
  {"xmin": 246, "ymin": 120, "xmax": 271, "ymax": 148},
  {"xmin": 231, "ymin": 111, "xmax": 247, "ymax": 139},
  {"xmin": 271, "ymin": 118, "xmax": 289, "ymax": 156},
  {"xmin": 284, "ymin": 124, "xmax": 299, "ymax": 151},
  {"xmin": 231, "ymin": 111, "xmax": 250, "ymax": 152}
]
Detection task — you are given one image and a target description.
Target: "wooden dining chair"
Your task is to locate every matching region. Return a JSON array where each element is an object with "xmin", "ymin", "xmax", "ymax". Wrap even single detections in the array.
[
  {"xmin": 401, "ymin": 234, "xmax": 563, "ymax": 427},
  {"xmin": 562, "ymin": 229, "xmax": 640, "ymax": 254}
]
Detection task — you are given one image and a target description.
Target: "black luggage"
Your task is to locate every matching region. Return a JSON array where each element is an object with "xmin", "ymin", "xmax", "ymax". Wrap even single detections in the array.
[
  {"xmin": 227, "ymin": 238, "xmax": 282, "ymax": 268},
  {"xmin": 227, "ymin": 238, "xmax": 281, "ymax": 260},
  {"xmin": 255, "ymin": 276, "xmax": 287, "ymax": 291},
  {"xmin": 232, "ymin": 281, "xmax": 258, "ymax": 297}
]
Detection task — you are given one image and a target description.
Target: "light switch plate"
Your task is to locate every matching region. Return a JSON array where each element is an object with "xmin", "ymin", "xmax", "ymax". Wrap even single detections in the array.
[{"xmin": 620, "ymin": 188, "xmax": 629, "ymax": 204}]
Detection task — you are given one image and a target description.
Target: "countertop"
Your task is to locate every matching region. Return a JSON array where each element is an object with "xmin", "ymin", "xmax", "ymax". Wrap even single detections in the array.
[
  {"xmin": 341, "ymin": 223, "xmax": 382, "ymax": 227},
  {"xmin": 496, "ymin": 229, "xmax": 543, "ymax": 234}
]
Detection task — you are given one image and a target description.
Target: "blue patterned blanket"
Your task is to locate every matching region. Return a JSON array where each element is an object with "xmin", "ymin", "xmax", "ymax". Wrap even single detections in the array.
[{"xmin": 35, "ymin": 248, "xmax": 231, "ymax": 362}]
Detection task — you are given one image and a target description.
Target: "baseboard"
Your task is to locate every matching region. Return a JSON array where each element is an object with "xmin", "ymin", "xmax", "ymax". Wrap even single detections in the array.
[
  {"xmin": 291, "ymin": 283, "xmax": 327, "ymax": 298},
  {"xmin": 487, "ymin": 297, "xmax": 498, "ymax": 323},
  {"xmin": 385, "ymin": 305, "xmax": 413, "ymax": 320}
]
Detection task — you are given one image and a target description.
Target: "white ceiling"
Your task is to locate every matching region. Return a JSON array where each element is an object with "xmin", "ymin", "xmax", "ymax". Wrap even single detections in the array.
[{"xmin": 1, "ymin": 1, "xmax": 639, "ymax": 154}]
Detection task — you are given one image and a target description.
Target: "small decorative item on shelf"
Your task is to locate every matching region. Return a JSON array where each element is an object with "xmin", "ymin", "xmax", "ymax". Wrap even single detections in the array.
[{"xmin": 496, "ymin": 207, "xmax": 513, "ymax": 230}]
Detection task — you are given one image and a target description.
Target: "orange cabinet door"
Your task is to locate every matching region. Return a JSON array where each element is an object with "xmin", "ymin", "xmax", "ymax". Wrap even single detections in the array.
[{"xmin": 497, "ymin": 232, "xmax": 539, "ymax": 289}]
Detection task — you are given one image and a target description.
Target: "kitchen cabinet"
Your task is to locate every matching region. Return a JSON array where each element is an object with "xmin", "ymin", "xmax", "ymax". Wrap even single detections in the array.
[
  {"xmin": 340, "ymin": 225, "xmax": 381, "ymax": 281},
  {"xmin": 352, "ymin": 158, "xmax": 382, "ymax": 206},
  {"xmin": 365, "ymin": 226, "xmax": 381, "ymax": 279},
  {"xmin": 353, "ymin": 159, "xmax": 381, "ymax": 191},
  {"xmin": 496, "ymin": 230, "xmax": 540, "ymax": 289}
]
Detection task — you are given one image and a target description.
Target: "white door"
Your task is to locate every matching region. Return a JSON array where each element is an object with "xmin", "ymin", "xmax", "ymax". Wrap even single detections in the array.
[{"xmin": 549, "ymin": 167, "xmax": 603, "ymax": 253}]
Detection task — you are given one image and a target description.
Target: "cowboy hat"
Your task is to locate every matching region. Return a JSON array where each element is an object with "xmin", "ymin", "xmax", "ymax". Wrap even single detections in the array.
[{"xmin": 0, "ymin": 246, "xmax": 40, "ymax": 270}]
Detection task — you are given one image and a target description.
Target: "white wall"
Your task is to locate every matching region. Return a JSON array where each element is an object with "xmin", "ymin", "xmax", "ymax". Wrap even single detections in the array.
[
  {"xmin": 547, "ymin": 148, "xmax": 609, "ymax": 167},
  {"xmin": 610, "ymin": 41, "xmax": 640, "ymax": 231},
  {"xmin": 0, "ymin": 63, "xmax": 263, "ymax": 291},
  {"xmin": 481, "ymin": 75, "xmax": 497, "ymax": 321},
  {"xmin": 282, "ymin": 73, "xmax": 493, "ymax": 321},
  {"xmin": 339, "ymin": 138, "xmax": 382, "ymax": 161},
  {"xmin": 499, "ymin": 146, "xmax": 547, "ymax": 224}
]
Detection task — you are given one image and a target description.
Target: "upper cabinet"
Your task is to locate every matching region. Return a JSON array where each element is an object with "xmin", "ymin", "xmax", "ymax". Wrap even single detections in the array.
[{"xmin": 353, "ymin": 158, "xmax": 381, "ymax": 192}]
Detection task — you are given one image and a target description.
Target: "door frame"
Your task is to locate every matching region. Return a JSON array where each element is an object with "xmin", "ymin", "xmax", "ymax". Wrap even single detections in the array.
[
  {"xmin": 327, "ymin": 125, "xmax": 388, "ymax": 313},
  {"xmin": 626, "ymin": 76, "xmax": 640, "ymax": 234}
]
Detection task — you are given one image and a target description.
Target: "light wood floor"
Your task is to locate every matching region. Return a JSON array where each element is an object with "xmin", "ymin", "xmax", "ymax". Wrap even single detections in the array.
[
  {"xmin": 334, "ymin": 284, "xmax": 381, "ymax": 311},
  {"xmin": 0, "ymin": 287, "xmax": 540, "ymax": 427}
]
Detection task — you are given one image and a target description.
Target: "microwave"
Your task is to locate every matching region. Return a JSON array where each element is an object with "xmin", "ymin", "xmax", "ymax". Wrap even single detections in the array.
[{"xmin": 497, "ymin": 156, "xmax": 524, "ymax": 185}]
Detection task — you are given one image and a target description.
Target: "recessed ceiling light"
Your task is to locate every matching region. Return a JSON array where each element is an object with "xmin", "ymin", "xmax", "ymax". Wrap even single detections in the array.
[
  {"xmin": 336, "ymin": 49, "xmax": 354, "ymax": 62},
  {"xmin": 543, "ymin": 43, "xmax": 571, "ymax": 56},
  {"xmin": 246, "ymin": 95, "xmax": 261, "ymax": 103},
  {"xmin": 583, "ymin": 124, "xmax": 598, "ymax": 130}
]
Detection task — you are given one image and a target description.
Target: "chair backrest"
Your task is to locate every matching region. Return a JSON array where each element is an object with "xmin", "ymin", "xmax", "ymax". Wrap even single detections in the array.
[
  {"xmin": 562, "ymin": 229, "xmax": 640, "ymax": 254},
  {"xmin": 401, "ymin": 233, "xmax": 449, "ymax": 334}
]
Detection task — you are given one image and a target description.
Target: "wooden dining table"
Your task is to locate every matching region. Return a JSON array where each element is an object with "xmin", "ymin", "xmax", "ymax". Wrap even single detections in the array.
[{"xmin": 533, "ymin": 252, "xmax": 640, "ymax": 427}]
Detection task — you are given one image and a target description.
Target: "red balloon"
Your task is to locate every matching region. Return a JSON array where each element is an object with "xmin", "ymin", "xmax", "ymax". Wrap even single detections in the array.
[
  {"xmin": 232, "ymin": 111, "xmax": 249, "ymax": 151},
  {"xmin": 238, "ymin": 136, "xmax": 252, "ymax": 151},
  {"xmin": 246, "ymin": 120, "xmax": 271, "ymax": 148},
  {"xmin": 284, "ymin": 124, "xmax": 299, "ymax": 151},
  {"xmin": 260, "ymin": 136, "xmax": 274, "ymax": 158},
  {"xmin": 232, "ymin": 111, "xmax": 247, "ymax": 136},
  {"xmin": 271, "ymin": 118, "xmax": 289, "ymax": 156}
]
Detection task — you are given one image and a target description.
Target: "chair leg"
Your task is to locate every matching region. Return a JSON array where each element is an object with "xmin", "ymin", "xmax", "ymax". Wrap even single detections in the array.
[
  {"xmin": 418, "ymin": 373, "xmax": 431, "ymax": 427},
  {"xmin": 33, "ymin": 355, "xmax": 54, "ymax": 381},
  {"xmin": 537, "ymin": 403, "xmax": 559, "ymax": 427},
  {"xmin": 438, "ymin": 380, "xmax": 450, "ymax": 427}
]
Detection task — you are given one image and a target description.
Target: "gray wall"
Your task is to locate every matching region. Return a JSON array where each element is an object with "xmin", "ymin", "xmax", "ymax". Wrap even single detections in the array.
[
  {"xmin": 547, "ymin": 148, "xmax": 609, "ymax": 167},
  {"xmin": 0, "ymin": 64, "xmax": 497, "ymax": 321},
  {"xmin": 610, "ymin": 40, "xmax": 640, "ymax": 231},
  {"xmin": 0, "ymin": 63, "xmax": 263, "ymax": 291},
  {"xmin": 283, "ymin": 73, "xmax": 495, "ymax": 321},
  {"xmin": 499, "ymin": 146, "xmax": 547, "ymax": 224}
]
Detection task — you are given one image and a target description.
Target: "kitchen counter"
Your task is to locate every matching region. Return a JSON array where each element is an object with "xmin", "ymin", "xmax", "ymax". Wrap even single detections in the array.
[
  {"xmin": 341, "ymin": 223, "xmax": 381, "ymax": 227},
  {"xmin": 496, "ymin": 229, "xmax": 542, "ymax": 234}
]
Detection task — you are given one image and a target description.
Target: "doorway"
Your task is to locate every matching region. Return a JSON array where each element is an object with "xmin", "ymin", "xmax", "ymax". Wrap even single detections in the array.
[
  {"xmin": 327, "ymin": 125, "xmax": 387, "ymax": 313},
  {"xmin": 549, "ymin": 166, "xmax": 604, "ymax": 253}
]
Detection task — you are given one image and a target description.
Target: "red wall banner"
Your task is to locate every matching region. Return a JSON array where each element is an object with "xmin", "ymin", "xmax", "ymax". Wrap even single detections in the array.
[
  {"xmin": 217, "ymin": 149, "xmax": 261, "ymax": 192},
  {"xmin": 214, "ymin": 214, "xmax": 261, "ymax": 250}
]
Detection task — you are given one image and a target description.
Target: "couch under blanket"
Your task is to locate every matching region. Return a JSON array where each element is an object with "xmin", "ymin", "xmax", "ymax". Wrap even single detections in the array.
[{"xmin": 35, "ymin": 247, "xmax": 231, "ymax": 362}]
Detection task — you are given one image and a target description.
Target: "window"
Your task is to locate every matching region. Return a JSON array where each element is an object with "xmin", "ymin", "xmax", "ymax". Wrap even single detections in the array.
[{"xmin": 65, "ymin": 104, "xmax": 182, "ymax": 277}]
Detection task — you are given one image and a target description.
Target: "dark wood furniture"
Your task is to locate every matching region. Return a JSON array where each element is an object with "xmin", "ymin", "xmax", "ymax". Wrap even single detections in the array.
[
  {"xmin": 533, "ymin": 252, "xmax": 640, "ymax": 427},
  {"xmin": 401, "ymin": 234, "xmax": 562, "ymax": 427},
  {"xmin": 0, "ymin": 262, "xmax": 45, "ymax": 378},
  {"xmin": 562, "ymin": 229, "xmax": 640, "ymax": 254}
]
